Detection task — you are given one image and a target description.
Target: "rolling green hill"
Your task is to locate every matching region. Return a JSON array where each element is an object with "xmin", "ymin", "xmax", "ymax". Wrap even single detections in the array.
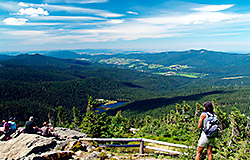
[
  {"xmin": 1, "ymin": 51, "xmax": 250, "ymax": 126},
  {"xmin": 90, "ymin": 49, "xmax": 250, "ymax": 78},
  {"xmin": 0, "ymin": 54, "xmax": 91, "ymax": 68},
  {"xmin": 44, "ymin": 49, "xmax": 250, "ymax": 79},
  {"xmin": 0, "ymin": 54, "xmax": 192, "ymax": 125},
  {"xmin": 0, "ymin": 55, "xmax": 12, "ymax": 60}
]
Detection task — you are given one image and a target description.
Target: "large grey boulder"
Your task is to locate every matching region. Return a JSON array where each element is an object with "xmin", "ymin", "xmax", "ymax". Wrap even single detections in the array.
[
  {"xmin": 0, "ymin": 128, "xmax": 90, "ymax": 160},
  {"xmin": 0, "ymin": 134, "xmax": 56, "ymax": 160},
  {"xmin": 52, "ymin": 127, "xmax": 88, "ymax": 151},
  {"xmin": 24, "ymin": 151, "xmax": 73, "ymax": 160},
  {"xmin": 54, "ymin": 127, "xmax": 87, "ymax": 139}
]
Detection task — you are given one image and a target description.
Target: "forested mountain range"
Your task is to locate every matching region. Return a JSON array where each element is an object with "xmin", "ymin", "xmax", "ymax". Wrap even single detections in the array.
[
  {"xmin": 41, "ymin": 49, "xmax": 250, "ymax": 78},
  {"xmin": 3, "ymin": 49, "xmax": 250, "ymax": 79},
  {"xmin": 0, "ymin": 53, "xmax": 192, "ymax": 125},
  {"xmin": 1, "ymin": 49, "xmax": 250, "ymax": 125}
]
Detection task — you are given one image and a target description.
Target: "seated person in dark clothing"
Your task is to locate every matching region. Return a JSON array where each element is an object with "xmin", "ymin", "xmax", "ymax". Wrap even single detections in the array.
[
  {"xmin": 41, "ymin": 122, "xmax": 58, "ymax": 137},
  {"xmin": 25, "ymin": 116, "xmax": 39, "ymax": 134}
]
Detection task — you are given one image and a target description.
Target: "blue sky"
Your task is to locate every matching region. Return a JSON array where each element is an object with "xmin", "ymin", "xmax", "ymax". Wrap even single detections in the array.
[{"xmin": 1, "ymin": 0, "xmax": 250, "ymax": 52}]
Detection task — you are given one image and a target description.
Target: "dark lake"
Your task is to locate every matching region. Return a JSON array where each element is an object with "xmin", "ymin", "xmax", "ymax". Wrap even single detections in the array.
[{"xmin": 96, "ymin": 101, "xmax": 127, "ymax": 113}]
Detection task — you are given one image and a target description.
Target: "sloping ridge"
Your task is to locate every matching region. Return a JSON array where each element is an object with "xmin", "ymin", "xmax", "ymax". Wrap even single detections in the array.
[{"xmin": 0, "ymin": 54, "xmax": 91, "ymax": 68}]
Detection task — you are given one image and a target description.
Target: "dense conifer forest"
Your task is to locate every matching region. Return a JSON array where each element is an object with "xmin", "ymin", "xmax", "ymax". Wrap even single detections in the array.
[
  {"xmin": 59, "ymin": 97, "xmax": 250, "ymax": 159},
  {"xmin": 0, "ymin": 50, "xmax": 250, "ymax": 158}
]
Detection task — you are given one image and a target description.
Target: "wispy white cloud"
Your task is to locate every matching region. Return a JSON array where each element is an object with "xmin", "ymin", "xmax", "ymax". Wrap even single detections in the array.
[
  {"xmin": 193, "ymin": 4, "xmax": 235, "ymax": 12},
  {"xmin": 25, "ymin": 22, "xmax": 65, "ymax": 26},
  {"xmin": 27, "ymin": 22, "xmax": 105, "ymax": 26},
  {"xmin": 127, "ymin": 11, "xmax": 139, "ymax": 15},
  {"xmin": 1, "ymin": 28, "xmax": 71, "ymax": 45},
  {"xmin": 18, "ymin": 2, "xmax": 30, "ymax": 7},
  {"xmin": 108, "ymin": 19, "xmax": 124, "ymax": 24},
  {"xmin": 17, "ymin": 7, "xmax": 49, "ymax": 17},
  {"xmin": 3, "ymin": 30, "xmax": 47, "ymax": 36},
  {"xmin": 18, "ymin": 2, "xmax": 48, "ymax": 7},
  {"xmin": 68, "ymin": 21, "xmax": 184, "ymax": 42},
  {"xmin": 2, "ymin": 3, "xmax": 243, "ymax": 44},
  {"xmin": 34, "ymin": 15, "xmax": 104, "ymax": 20},
  {"xmin": 44, "ymin": 4, "xmax": 124, "ymax": 18},
  {"xmin": 2, "ymin": 2, "xmax": 250, "ymax": 51},
  {"xmin": 59, "ymin": 4, "xmax": 247, "ymax": 43},
  {"xmin": 97, "ymin": 12, "xmax": 124, "ymax": 18},
  {"xmin": 137, "ymin": 12, "xmax": 241, "ymax": 25},
  {"xmin": 44, "ymin": 0, "xmax": 108, "ymax": 4},
  {"xmin": 198, "ymin": 32, "xmax": 242, "ymax": 37},
  {"xmin": 6, "ymin": 2, "xmax": 122, "ymax": 18},
  {"xmin": 3, "ymin": 17, "xmax": 28, "ymax": 25},
  {"xmin": 0, "ymin": 1, "xmax": 20, "ymax": 11}
]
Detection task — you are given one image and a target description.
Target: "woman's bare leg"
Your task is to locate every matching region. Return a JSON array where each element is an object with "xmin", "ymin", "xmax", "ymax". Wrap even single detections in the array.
[
  {"xmin": 207, "ymin": 145, "xmax": 213, "ymax": 160},
  {"xmin": 195, "ymin": 146, "xmax": 204, "ymax": 160}
]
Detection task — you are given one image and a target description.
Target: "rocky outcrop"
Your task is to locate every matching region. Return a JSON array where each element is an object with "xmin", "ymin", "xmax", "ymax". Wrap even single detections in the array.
[
  {"xmin": 0, "ymin": 134, "xmax": 56, "ymax": 159},
  {"xmin": 0, "ymin": 127, "xmax": 183, "ymax": 160},
  {"xmin": 0, "ymin": 127, "xmax": 100, "ymax": 160},
  {"xmin": 24, "ymin": 151, "xmax": 73, "ymax": 160},
  {"xmin": 54, "ymin": 127, "xmax": 87, "ymax": 140},
  {"xmin": 0, "ymin": 127, "xmax": 159, "ymax": 160}
]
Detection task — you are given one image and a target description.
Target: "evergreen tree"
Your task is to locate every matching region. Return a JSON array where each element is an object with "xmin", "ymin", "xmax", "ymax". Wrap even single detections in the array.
[
  {"xmin": 182, "ymin": 101, "xmax": 192, "ymax": 115},
  {"xmin": 175, "ymin": 103, "xmax": 182, "ymax": 114},
  {"xmin": 195, "ymin": 103, "xmax": 203, "ymax": 118},
  {"xmin": 214, "ymin": 105, "xmax": 229, "ymax": 130},
  {"xmin": 86, "ymin": 96, "xmax": 100, "ymax": 112},
  {"xmin": 106, "ymin": 111, "xmax": 130, "ymax": 138},
  {"xmin": 80, "ymin": 111, "xmax": 108, "ymax": 137},
  {"xmin": 72, "ymin": 106, "xmax": 81, "ymax": 126},
  {"xmin": 215, "ymin": 107, "xmax": 250, "ymax": 159},
  {"xmin": 57, "ymin": 106, "xmax": 67, "ymax": 127}
]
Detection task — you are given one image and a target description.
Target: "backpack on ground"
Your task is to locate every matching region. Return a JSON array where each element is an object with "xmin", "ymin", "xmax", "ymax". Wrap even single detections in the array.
[{"xmin": 203, "ymin": 112, "xmax": 219, "ymax": 138}]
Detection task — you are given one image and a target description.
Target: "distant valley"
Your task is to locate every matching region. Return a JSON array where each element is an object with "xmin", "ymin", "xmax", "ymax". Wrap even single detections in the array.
[
  {"xmin": 39, "ymin": 49, "xmax": 250, "ymax": 79},
  {"xmin": 1, "ymin": 49, "xmax": 250, "ymax": 125}
]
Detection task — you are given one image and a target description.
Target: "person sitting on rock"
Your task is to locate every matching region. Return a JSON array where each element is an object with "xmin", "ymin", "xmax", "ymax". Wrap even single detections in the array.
[
  {"xmin": 41, "ymin": 121, "xmax": 58, "ymax": 138},
  {"xmin": 8, "ymin": 117, "xmax": 17, "ymax": 133},
  {"xmin": 24, "ymin": 116, "xmax": 39, "ymax": 134},
  {"xmin": 0, "ymin": 120, "xmax": 3, "ymax": 137},
  {"xmin": 2, "ymin": 120, "xmax": 10, "ymax": 132},
  {"xmin": 0, "ymin": 120, "xmax": 6, "ymax": 132},
  {"xmin": 0, "ymin": 119, "xmax": 11, "ymax": 141}
]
